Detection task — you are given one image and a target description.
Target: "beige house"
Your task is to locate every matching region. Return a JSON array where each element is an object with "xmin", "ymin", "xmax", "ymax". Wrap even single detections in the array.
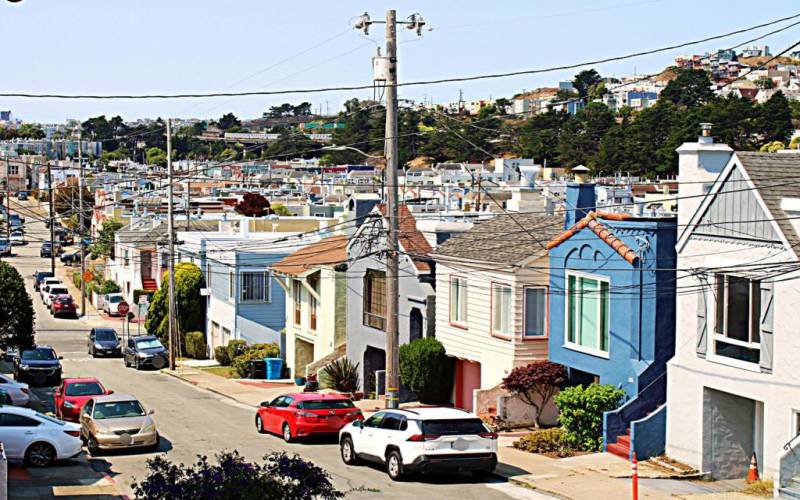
[
  {"xmin": 271, "ymin": 235, "xmax": 349, "ymax": 378},
  {"xmin": 430, "ymin": 213, "xmax": 563, "ymax": 420}
]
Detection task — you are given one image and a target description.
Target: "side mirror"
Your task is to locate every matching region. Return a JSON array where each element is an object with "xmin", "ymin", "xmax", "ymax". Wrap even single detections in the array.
[
  {"xmin": 107, "ymin": 390, "xmax": 114, "ymax": 395},
  {"xmin": 260, "ymin": 402, "xmax": 270, "ymax": 408},
  {"xmin": 58, "ymin": 356, "xmax": 63, "ymax": 360},
  {"xmin": 352, "ymin": 420, "xmax": 363, "ymax": 429},
  {"xmin": 148, "ymin": 409, "xmax": 155, "ymax": 415}
]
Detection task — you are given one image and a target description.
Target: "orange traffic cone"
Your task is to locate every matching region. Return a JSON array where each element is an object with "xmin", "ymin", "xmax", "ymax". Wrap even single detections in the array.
[{"xmin": 747, "ymin": 452, "xmax": 759, "ymax": 483}]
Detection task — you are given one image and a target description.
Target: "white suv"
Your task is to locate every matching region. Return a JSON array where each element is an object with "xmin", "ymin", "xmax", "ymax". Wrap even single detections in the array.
[{"xmin": 338, "ymin": 407, "xmax": 497, "ymax": 481}]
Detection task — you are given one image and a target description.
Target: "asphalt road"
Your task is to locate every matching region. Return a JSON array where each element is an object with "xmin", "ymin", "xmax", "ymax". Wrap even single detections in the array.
[{"xmin": 4, "ymin": 200, "xmax": 546, "ymax": 500}]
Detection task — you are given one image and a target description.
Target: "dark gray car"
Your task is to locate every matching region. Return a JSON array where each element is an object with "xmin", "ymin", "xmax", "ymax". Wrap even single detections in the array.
[
  {"xmin": 123, "ymin": 336, "xmax": 168, "ymax": 370},
  {"xmin": 88, "ymin": 328, "xmax": 121, "ymax": 358}
]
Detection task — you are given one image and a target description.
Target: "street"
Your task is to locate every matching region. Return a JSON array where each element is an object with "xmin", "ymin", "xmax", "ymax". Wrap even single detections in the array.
[{"xmin": 5, "ymin": 200, "xmax": 545, "ymax": 499}]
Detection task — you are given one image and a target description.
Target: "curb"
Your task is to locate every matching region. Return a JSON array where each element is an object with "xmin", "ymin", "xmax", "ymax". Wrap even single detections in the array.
[
  {"xmin": 161, "ymin": 370, "xmax": 258, "ymax": 409},
  {"xmin": 506, "ymin": 476, "xmax": 571, "ymax": 499}
]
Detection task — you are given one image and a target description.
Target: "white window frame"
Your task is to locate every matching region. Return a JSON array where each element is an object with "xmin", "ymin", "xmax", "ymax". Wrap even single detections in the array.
[
  {"xmin": 564, "ymin": 270, "xmax": 610, "ymax": 358},
  {"xmin": 491, "ymin": 282, "xmax": 513, "ymax": 340},
  {"xmin": 239, "ymin": 270, "xmax": 272, "ymax": 303},
  {"xmin": 449, "ymin": 276, "xmax": 468, "ymax": 327},
  {"xmin": 711, "ymin": 274, "xmax": 761, "ymax": 367},
  {"xmin": 228, "ymin": 271, "xmax": 235, "ymax": 301},
  {"xmin": 523, "ymin": 286, "xmax": 549, "ymax": 338}
]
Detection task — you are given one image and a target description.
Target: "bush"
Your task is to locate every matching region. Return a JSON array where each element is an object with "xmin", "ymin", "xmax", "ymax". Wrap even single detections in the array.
[
  {"xmin": 513, "ymin": 428, "xmax": 573, "ymax": 456},
  {"xmin": 72, "ymin": 271, "xmax": 82, "ymax": 290},
  {"xmin": 319, "ymin": 358, "xmax": 360, "ymax": 393},
  {"xmin": 502, "ymin": 361, "xmax": 567, "ymax": 428},
  {"xmin": 399, "ymin": 337, "xmax": 454, "ymax": 404},
  {"xmin": 214, "ymin": 346, "xmax": 231, "ymax": 366},
  {"xmin": 226, "ymin": 339, "xmax": 248, "ymax": 362},
  {"xmin": 185, "ymin": 332, "xmax": 207, "ymax": 359},
  {"xmin": 96, "ymin": 279, "xmax": 121, "ymax": 295},
  {"xmin": 232, "ymin": 343, "xmax": 280, "ymax": 379},
  {"xmin": 132, "ymin": 450, "xmax": 342, "ymax": 500},
  {"xmin": 555, "ymin": 384, "xmax": 626, "ymax": 451}
]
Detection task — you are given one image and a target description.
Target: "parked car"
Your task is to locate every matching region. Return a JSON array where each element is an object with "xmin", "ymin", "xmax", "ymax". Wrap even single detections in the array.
[
  {"xmin": 0, "ymin": 406, "xmax": 82, "ymax": 466},
  {"xmin": 9, "ymin": 214, "xmax": 22, "ymax": 229},
  {"xmin": 60, "ymin": 250, "xmax": 81, "ymax": 265},
  {"xmin": 3, "ymin": 347, "xmax": 18, "ymax": 363},
  {"xmin": 16, "ymin": 191, "xmax": 28, "ymax": 201},
  {"xmin": 44, "ymin": 286, "xmax": 69, "ymax": 309},
  {"xmin": 14, "ymin": 345, "xmax": 63, "ymax": 386},
  {"xmin": 33, "ymin": 270, "xmax": 54, "ymax": 292},
  {"xmin": 88, "ymin": 328, "xmax": 121, "ymax": 357},
  {"xmin": 39, "ymin": 278, "xmax": 62, "ymax": 300},
  {"xmin": 339, "ymin": 408, "xmax": 498, "ymax": 481},
  {"xmin": 256, "ymin": 393, "xmax": 363, "ymax": 442},
  {"xmin": 123, "ymin": 336, "xmax": 168, "ymax": 370},
  {"xmin": 40, "ymin": 241, "xmax": 62, "ymax": 258},
  {"xmin": 102, "ymin": 293, "xmax": 126, "ymax": 316},
  {"xmin": 55, "ymin": 378, "xmax": 112, "ymax": 422},
  {"xmin": 0, "ymin": 372, "xmax": 31, "ymax": 406},
  {"xmin": 54, "ymin": 227, "xmax": 73, "ymax": 246},
  {"xmin": 10, "ymin": 230, "xmax": 25, "ymax": 245},
  {"xmin": 79, "ymin": 394, "xmax": 159, "ymax": 453},
  {"xmin": 0, "ymin": 238, "xmax": 11, "ymax": 257},
  {"xmin": 51, "ymin": 295, "xmax": 77, "ymax": 318}
]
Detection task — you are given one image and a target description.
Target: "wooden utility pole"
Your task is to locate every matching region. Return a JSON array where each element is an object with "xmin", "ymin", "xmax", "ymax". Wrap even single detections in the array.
[
  {"xmin": 78, "ymin": 134, "xmax": 86, "ymax": 317},
  {"xmin": 167, "ymin": 119, "xmax": 177, "ymax": 371},
  {"xmin": 47, "ymin": 163, "xmax": 55, "ymax": 275}
]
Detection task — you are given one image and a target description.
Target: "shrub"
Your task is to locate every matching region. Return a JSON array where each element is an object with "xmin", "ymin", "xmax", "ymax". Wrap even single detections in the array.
[
  {"xmin": 502, "ymin": 361, "xmax": 567, "ymax": 428},
  {"xmin": 96, "ymin": 279, "xmax": 121, "ymax": 295},
  {"xmin": 185, "ymin": 332, "xmax": 207, "ymax": 359},
  {"xmin": 232, "ymin": 343, "xmax": 280, "ymax": 378},
  {"xmin": 132, "ymin": 450, "xmax": 342, "ymax": 500},
  {"xmin": 513, "ymin": 428, "xmax": 572, "ymax": 456},
  {"xmin": 319, "ymin": 358, "xmax": 360, "ymax": 393},
  {"xmin": 214, "ymin": 346, "xmax": 231, "ymax": 366},
  {"xmin": 72, "ymin": 271, "xmax": 82, "ymax": 289},
  {"xmin": 399, "ymin": 337, "xmax": 454, "ymax": 404},
  {"xmin": 226, "ymin": 339, "xmax": 248, "ymax": 361},
  {"xmin": 555, "ymin": 384, "xmax": 626, "ymax": 451}
]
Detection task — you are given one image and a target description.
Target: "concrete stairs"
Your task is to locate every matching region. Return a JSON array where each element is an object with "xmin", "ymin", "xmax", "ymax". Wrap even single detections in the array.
[
  {"xmin": 781, "ymin": 477, "xmax": 800, "ymax": 498},
  {"xmin": 142, "ymin": 278, "xmax": 158, "ymax": 291},
  {"xmin": 607, "ymin": 429, "xmax": 631, "ymax": 460}
]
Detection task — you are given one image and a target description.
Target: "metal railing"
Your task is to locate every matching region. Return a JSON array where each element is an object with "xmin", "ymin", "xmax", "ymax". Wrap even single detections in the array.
[{"xmin": 783, "ymin": 431, "xmax": 800, "ymax": 452}]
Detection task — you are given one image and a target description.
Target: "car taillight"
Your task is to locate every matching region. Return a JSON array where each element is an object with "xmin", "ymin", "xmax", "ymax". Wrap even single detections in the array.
[
  {"xmin": 20, "ymin": 388, "xmax": 28, "ymax": 394},
  {"xmin": 63, "ymin": 430, "xmax": 80, "ymax": 437},
  {"xmin": 297, "ymin": 411, "xmax": 318, "ymax": 418},
  {"xmin": 407, "ymin": 434, "xmax": 440, "ymax": 442},
  {"xmin": 345, "ymin": 410, "xmax": 362, "ymax": 417},
  {"xmin": 479, "ymin": 432, "xmax": 498, "ymax": 440}
]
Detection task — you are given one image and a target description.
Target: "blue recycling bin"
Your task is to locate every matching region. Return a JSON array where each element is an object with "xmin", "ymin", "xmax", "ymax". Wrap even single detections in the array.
[{"xmin": 265, "ymin": 358, "xmax": 283, "ymax": 380}]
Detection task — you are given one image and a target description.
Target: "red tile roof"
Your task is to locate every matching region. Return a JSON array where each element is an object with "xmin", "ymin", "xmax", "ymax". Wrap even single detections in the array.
[
  {"xmin": 378, "ymin": 204, "xmax": 433, "ymax": 273},
  {"xmin": 546, "ymin": 211, "xmax": 639, "ymax": 265}
]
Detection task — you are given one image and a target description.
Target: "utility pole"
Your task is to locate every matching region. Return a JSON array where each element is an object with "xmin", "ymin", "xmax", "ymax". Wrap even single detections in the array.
[
  {"xmin": 185, "ymin": 178, "xmax": 191, "ymax": 231},
  {"xmin": 47, "ymin": 163, "xmax": 55, "ymax": 275},
  {"xmin": 5, "ymin": 158, "xmax": 10, "ymax": 243},
  {"xmin": 78, "ymin": 133, "xmax": 86, "ymax": 317},
  {"xmin": 166, "ymin": 119, "xmax": 177, "ymax": 371}
]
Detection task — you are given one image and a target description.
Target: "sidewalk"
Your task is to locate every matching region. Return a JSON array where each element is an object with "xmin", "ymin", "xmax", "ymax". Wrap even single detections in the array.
[{"xmin": 8, "ymin": 462, "xmax": 127, "ymax": 499}]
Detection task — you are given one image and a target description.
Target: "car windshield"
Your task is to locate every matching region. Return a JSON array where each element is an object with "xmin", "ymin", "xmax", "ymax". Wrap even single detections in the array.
[
  {"xmin": 420, "ymin": 419, "xmax": 487, "ymax": 436},
  {"xmin": 49, "ymin": 288, "xmax": 68, "ymax": 295},
  {"xmin": 297, "ymin": 400, "xmax": 355, "ymax": 410},
  {"xmin": 36, "ymin": 412, "xmax": 65, "ymax": 426},
  {"xmin": 42, "ymin": 242, "xmax": 51, "ymax": 248},
  {"xmin": 0, "ymin": 239, "xmax": 8, "ymax": 245},
  {"xmin": 136, "ymin": 339, "xmax": 163, "ymax": 350},
  {"xmin": 108, "ymin": 296, "xmax": 122, "ymax": 303},
  {"xmin": 21, "ymin": 349, "xmax": 56, "ymax": 361},
  {"xmin": 65, "ymin": 382, "xmax": 104, "ymax": 396},
  {"xmin": 94, "ymin": 401, "xmax": 145, "ymax": 419},
  {"xmin": 95, "ymin": 330, "xmax": 117, "ymax": 341}
]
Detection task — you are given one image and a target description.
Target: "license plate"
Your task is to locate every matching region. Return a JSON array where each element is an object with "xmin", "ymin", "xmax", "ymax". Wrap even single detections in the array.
[{"xmin": 451, "ymin": 439, "xmax": 470, "ymax": 451}]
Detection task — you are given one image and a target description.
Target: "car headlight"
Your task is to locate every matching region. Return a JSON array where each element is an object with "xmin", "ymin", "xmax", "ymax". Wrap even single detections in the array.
[
  {"xmin": 138, "ymin": 352, "xmax": 152, "ymax": 358},
  {"xmin": 94, "ymin": 343, "xmax": 103, "ymax": 349},
  {"xmin": 63, "ymin": 401, "xmax": 75, "ymax": 409},
  {"xmin": 140, "ymin": 423, "xmax": 156, "ymax": 434},
  {"xmin": 19, "ymin": 364, "xmax": 29, "ymax": 370}
]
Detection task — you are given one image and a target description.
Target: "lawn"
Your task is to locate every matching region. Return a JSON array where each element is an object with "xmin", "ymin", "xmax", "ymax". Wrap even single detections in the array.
[{"xmin": 200, "ymin": 366, "xmax": 238, "ymax": 379}]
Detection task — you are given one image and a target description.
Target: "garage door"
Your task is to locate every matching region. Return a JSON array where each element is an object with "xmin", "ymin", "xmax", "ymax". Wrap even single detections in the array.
[{"xmin": 703, "ymin": 388, "xmax": 755, "ymax": 479}]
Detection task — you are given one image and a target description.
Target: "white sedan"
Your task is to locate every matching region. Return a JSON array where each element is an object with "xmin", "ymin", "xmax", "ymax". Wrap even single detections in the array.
[
  {"xmin": 9, "ymin": 231, "xmax": 25, "ymax": 245},
  {"xmin": 0, "ymin": 406, "xmax": 82, "ymax": 466},
  {"xmin": 0, "ymin": 372, "xmax": 30, "ymax": 406}
]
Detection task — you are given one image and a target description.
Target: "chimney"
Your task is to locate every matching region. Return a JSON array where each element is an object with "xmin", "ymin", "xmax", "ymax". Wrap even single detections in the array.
[
  {"xmin": 675, "ymin": 123, "xmax": 733, "ymax": 232},
  {"xmin": 564, "ymin": 177, "xmax": 596, "ymax": 229}
]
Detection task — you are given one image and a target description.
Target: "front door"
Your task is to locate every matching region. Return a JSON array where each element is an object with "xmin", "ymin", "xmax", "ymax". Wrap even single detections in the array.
[
  {"xmin": 141, "ymin": 252, "xmax": 152, "ymax": 280},
  {"xmin": 409, "ymin": 308, "xmax": 423, "ymax": 342},
  {"xmin": 454, "ymin": 360, "xmax": 481, "ymax": 412}
]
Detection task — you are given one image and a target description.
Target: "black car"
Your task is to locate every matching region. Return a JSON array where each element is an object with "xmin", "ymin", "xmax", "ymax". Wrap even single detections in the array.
[
  {"xmin": 60, "ymin": 250, "xmax": 81, "ymax": 265},
  {"xmin": 33, "ymin": 270, "xmax": 54, "ymax": 292},
  {"xmin": 14, "ymin": 345, "xmax": 62, "ymax": 386},
  {"xmin": 123, "ymin": 335, "xmax": 168, "ymax": 370},
  {"xmin": 16, "ymin": 192, "xmax": 27, "ymax": 201},
  {"xmin": 88, "ymin": 328, "xmax": 121, "ymax": 358},
  {"xmin": 40, "ymin": 241, "xmax": 62, "ymax": 258}
]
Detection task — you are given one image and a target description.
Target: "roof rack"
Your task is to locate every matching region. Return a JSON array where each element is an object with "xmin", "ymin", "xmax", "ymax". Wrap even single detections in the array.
[{"xmin": 392, "ymin": 408, "xmax": 419, "ymax": 415}]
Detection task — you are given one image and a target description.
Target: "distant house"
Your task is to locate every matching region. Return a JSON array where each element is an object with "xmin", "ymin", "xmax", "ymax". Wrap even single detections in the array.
[
  {"xmin": 546, "ymin": 181, "xmax": 677, "ymax": 461},
  {"xmin": 430, "ymin": 213, "xmax": 563, "ymax": 419}
]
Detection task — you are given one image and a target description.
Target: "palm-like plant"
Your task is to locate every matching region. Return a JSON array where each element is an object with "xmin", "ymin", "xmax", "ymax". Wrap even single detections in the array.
[{"xmin": 319, "ymin": 358, "xmax": 360, "ymax": 393}]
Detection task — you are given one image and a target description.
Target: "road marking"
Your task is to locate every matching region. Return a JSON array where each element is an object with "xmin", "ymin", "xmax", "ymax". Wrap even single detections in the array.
[{"xmin": 485, "ymin": 482, "xmax": 557, "ymax": 499}]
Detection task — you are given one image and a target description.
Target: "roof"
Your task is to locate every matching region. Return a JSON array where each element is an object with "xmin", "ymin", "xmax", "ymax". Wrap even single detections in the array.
[
  {"xmin": 378, "ymin": 204, "xmax": 434, "ymax": 272},
  {"xmin": 92, "ymin": 393, "xmax": 139, "ymax": 404},
  {"xmin": 546, "ymin": 211, "xmax": 639, "ymax": 265},
  {"xmin": 62, "ymin": 377, "xmax": 102, "ymax": 384},
  {"xmin": 432, "ymin": 214, "xmax": 563, "ymax": 265},
  {"xmin": 116, "ymin": 219, "xmax": 220, "ymax": 244},
  {"xmin": 270, "ymin": 235, "xmax": 349, "ymax": 276},
  {"xmin": 736, "ymin": 152, "xmax": 800, "ymax": 251},
  {"xmin": 385, "ymin": 407, "xmax": 478, "ymax": 419}
]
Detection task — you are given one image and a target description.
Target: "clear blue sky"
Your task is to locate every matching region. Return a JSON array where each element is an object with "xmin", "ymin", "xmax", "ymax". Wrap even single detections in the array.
[{"xmin": 3, "ymin": 0, "xmax": 799, "ymax": 123}]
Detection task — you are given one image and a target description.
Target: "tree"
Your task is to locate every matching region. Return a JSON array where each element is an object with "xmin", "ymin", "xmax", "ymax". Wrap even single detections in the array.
[
  {"xmin": 0, "ymin": 262, "xmax": 35, "ymax": 350},
  {"xmin": 494, "ymin": 98, "xmax": 511, "ymax": 114},
  {"xmin": 91, "ymin": 219, "xmax": 123, "ymax": 259},
  {"xmin": 146, "ymin": 147, "xmax": 167, "ymax": 167},
  {"xmin": 265, "ymin": 131, "xmax": 318, "ymax": 160},
  {"xmin": 501, "ymin": 361, "xmax": 567, "ymax": 428},
  {"xmin": 292, "ymin": 102, "xmax": 313, "ymax": 116},
  {"xmin": 16, "ymin": 123, "xmax": 45, "ymax": 139},
  {"xmin": 145, "ymin": 263, "xmax": 206, "ymax": 348},
  {"xmin": 557, "ymin": 103, "xmax": 615, "ymax": 169},
  {"xmin": 217, "ymin": 113, "xmax": 241, "ymax": 131},
  {"xmin": 516, "ymin": 110, "xmax": 569, "ymax": 164},
  {"xmin": 754, "ymin": 76, "xmax": 775, "ymax": 89},
  {"xmin": 572, "ymin": 69, "xmax": 602, "ymax": 98},
  {"xmin": 270, "ymin": 203, "xmax": 293, "ymax": 216},
  {"xmin": 757, "ymin": 91, "xmax": 793, "ymax": 144},
  {"xmin": 659, "ymin": 68, "xmax": 713, "ymax": 108},
  {"xmin": 234, "ymin": 192, "xmax": 271, "ymax": 217},
  {"xmin": 399, "ymin": 338, "xmax": 455, "ymax": 404}
]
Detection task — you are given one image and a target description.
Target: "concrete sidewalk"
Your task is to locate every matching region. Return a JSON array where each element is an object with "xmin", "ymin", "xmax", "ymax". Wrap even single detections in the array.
[{"xmin": 8, "ymin": 461, "xmax": 128, "ymax": 499}]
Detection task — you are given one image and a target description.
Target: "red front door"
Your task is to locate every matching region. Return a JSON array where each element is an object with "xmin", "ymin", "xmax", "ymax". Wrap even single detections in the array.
[{"xmin": 454, "ymin": 360, "xmax": 481, "ymax": 412}]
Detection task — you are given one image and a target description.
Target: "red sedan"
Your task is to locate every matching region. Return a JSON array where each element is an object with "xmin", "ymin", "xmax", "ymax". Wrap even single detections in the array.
[
  {"xmin": 54, "ymin": 378, "xmax": 112, "ymax": 421},
  {"xmin": 256, "ymin": 393, "xmax": 363, "ymax": 442},
  {"xmin": 51, "ymin": 295, "xmax": 77, "ymax": 318}
]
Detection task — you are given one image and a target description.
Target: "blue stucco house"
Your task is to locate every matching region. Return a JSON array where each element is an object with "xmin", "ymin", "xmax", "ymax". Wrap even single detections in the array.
[{"xmin": 546, "ymin": 181, "xmax": 677, "ymax": 460}]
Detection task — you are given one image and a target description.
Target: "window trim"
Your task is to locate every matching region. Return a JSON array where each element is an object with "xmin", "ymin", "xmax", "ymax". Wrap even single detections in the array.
[
  {"xmin": 228, "ymin": 271, "xmax": 235, "ymax": 301},
  {"xmin": 363, "ymin": 269, "xmax": 387, "ymax": 331},
  {"xmin": 308, "ymin": 275, "xmax": 319, "ymax": 332},
  {"xmin": 712, "ymin": 274, "xmax": 761, "ymax": 365},
  {"xmin": 239, "ymin": 270, "xmax": 272, "ymax": 304},
  {"xmin": 490, "ymin": 281, "xmax": 513, "ymax": 341},
  {"xmin": 293, "ymin": 279, "xmax": 302, "ymax": 326},
  {"xmin": 522, "ymin": 285, "xmax": 549, "ymax": 340},
  {"xmin": 448, "ymin": 275, "xmax": 469, "ymax": 329},
  {"xmin": 563, "ymin": 270, "xmax": 611, "ymax": 359}
]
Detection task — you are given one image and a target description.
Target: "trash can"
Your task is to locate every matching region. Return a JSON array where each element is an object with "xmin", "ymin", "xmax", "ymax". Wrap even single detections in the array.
[
  {"xmin": 249, "ymin": 360, "xmax": 266, "ymax": 379},
  {"xmin": 265, "ymin": 358, "xmax": 283, "ymax": 380}
]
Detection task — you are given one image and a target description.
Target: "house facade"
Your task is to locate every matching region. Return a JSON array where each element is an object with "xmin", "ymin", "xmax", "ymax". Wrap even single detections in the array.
[
  {"xmin": 546, "ymin": 181, "xmax": 677, "ymax": 460},
  {"xmin": 666, "ymin": 146, "xmax": 800, "ymax": 491},
  {"xmin": 430, "ymin": 213, "xmax": 562, "ymax": 417}
]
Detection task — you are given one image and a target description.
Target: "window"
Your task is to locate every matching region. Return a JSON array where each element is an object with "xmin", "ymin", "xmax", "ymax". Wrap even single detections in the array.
[
  {"xmin": 524, "ymin": 287, "xmax": 548, "ymax": 337},
  {"xmin": 381, "ymin": 413, "xmax": 407, "ymax": 431},
  {"xmin": 0, "ymin": 413, "xmax": 41, "ymax": 427},
  {"xmin": 222, "ymin": 327, "xmax": 231, "ymax": 343},
  {"xmin": 449, "ymin": 276, "xmax": 468, "ymax": 326},
  {"xmin": 566, "ymin": 273, "xmax": 610, "ymax": 356},
  {"xmin": 364, "ymin": 412, "xmax": 385, "ymax": 428},
  {"xmin": 8, "ymin": 165, "xmax": 18, "ymax": 176},
  {"xmin": 240, "ymin": 271, "xmax": 271, "ymax": 302},
  {"xmin": 363, "ymin": 269, "xmax": 386, "ymax": 330},
  {"xmin": 713, "ymin": 274, "xmax": 761, "ymax": 364},
  {"xmin": 123, "ymin": 250, "xmax": 130, "ymax": 267},
  {"xmin": 293, "ymin": 280, "xmax": 302, "ymax": 325},
  {"xmin": 491, "ymin": 283, "xmax": 513, "ymax": 338},
  {"xmin": 229, "ymin": 271, "xmax": 235, "ymax": 300},
  {"xmin": 308, "ymin": 275, "xmax": 319, "ymax": 331}
]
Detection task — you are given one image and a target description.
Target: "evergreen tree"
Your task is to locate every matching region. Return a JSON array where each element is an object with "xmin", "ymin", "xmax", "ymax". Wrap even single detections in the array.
[
  {"xmin": 757, "ymin": 91, "xmax": 793, "ymax": 145},
  {"xmin": 0, "ymin": 262, "xmax": 35, "ymax": 350}
]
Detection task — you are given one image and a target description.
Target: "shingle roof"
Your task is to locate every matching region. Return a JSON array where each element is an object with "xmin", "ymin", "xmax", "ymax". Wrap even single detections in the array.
[
  {"xmin": 116, "ymin": 219, "xmax": 220, "ymax": 244},
  {"xmin": 377, "ymin": 204, "xmax": 433, "ymax": 272},
  {"xmin": 432, "ymin": 213, "xmax": 563, "ymax": 265},
  {"xmin": 270, "ymin": 235, "xmax": 348, "ymax": 276},
  {"xmin": 736, "ymin": 151, "xmax": 800, "ymax": 251}
]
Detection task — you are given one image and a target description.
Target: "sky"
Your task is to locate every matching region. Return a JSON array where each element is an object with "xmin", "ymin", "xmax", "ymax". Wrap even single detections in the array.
[{"xmin": 2, "ymin": 0, "xmax": 800, "ymax": 123}]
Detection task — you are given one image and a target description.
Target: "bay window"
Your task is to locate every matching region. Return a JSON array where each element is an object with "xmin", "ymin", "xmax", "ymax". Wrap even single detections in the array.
[{"xmin": 566, "ymin": 272, "xmax": 610, "ymax": 355}]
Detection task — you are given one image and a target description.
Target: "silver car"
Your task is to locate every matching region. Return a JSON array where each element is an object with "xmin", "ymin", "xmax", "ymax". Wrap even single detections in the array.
[{"xmin": 0, "ymin": 372, "xmax": 31, "ymax": 406}]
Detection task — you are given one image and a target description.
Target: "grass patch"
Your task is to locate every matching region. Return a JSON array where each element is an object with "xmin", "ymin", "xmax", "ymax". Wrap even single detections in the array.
[
  {"xmin": 200, "ymin": 365, "xmax": 238, "ymax": 379},
  {"xmin": 743, "ymin": 479, "xmax": 773, "ymax": 497}
]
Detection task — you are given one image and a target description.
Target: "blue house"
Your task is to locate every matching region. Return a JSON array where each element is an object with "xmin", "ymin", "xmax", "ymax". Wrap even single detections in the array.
[{"xmin": 546, "ymin": 181, "xmax": 677, "ymax": 460}]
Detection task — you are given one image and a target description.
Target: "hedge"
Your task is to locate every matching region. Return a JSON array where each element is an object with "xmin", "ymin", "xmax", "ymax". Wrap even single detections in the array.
[
  {"xmin": 226, "ymin": 339, "xmax": 248, "ymax": 362},
  {"xmin": 214, "ymin": 346, "xmax": 231, "ymax": 366},
  {"xmin": 185, "ymin": 331, "xmax": 206, "ymax": 359},
  {"xmin": 399, "ymin": 337, "xmax": 454, "ymax": 404},
  {"xmin": 555, "ymin": 384, "xmax": 626, "ymax": 451},
  {"xmin": 232, "ymin": 343, "xmax": 280, "ymax": 379}
]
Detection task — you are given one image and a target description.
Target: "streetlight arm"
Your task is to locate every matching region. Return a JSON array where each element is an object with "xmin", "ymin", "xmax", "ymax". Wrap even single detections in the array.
[{"xmin": 321, "ymin": 144, "xmax": 384, "ymax": 159}]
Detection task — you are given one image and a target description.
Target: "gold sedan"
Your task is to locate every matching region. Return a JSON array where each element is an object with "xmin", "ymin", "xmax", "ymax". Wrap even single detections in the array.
[{"xmin": 80, "ymin": 394, "xmax": 159, "ymax": 453}]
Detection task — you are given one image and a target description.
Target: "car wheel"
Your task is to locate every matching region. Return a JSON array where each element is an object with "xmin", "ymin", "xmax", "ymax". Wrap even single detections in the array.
[
  {"xmin": 88, "ymin": 435, "xmax": 101, "ymax": 456},
  {"xmin": 124, "ymin": 356, "xmax": 130, "ymax": 367},
  {"xmin": 340, "ymin": 436, "xmax": 360, "ymax": 465},
  {"xmin": 91, "ymin": 347, "xmax": 96, "ymax": 358},
  {"xmin": 134, "ymin": 358, "xmax": 141, "ymax": 370},
  {"xmin": 282, "ymin": 422, "xmax": 293, "ymax": 443},
  {"xmin": 386, "ymin": 450, "xmax": 404, "ymax": 481},
  {"xmin": 256, "ymin": 415, "xmax": 265, "ymax": 434},
  {"xmin": 25, "ymin": 442, "xmax": 56, "ymax": 467}
]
